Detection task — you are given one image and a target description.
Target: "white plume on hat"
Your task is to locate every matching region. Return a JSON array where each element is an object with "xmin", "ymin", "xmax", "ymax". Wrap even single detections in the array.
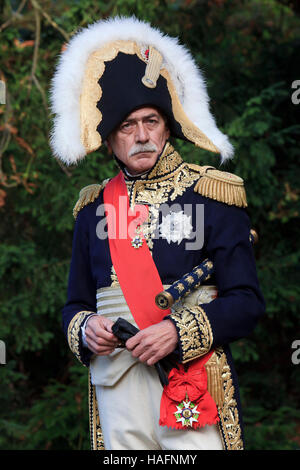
[{"xmin": 50, "ymin": 16, "xmax": 234, "ymax": 165}]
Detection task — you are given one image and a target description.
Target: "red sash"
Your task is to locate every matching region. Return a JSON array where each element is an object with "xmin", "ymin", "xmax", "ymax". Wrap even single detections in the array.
[
  {"xmin": 103, "ymin": 171, "xmax": 219, "ymax": 430},
  {"xmin": 103, "ymin": 171, "xmax": 171, "ymax": 328}
]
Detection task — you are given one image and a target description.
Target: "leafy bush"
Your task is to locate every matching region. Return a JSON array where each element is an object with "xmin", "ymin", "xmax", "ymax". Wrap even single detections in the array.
[{"xmin": 0, "ymin": 0, "xmax": 299, "ymax": 450}]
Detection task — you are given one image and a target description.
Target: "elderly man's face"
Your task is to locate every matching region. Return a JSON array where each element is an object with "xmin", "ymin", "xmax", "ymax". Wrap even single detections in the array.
[{"xmin": 107, "ymin": 107, "xmax": 170, "ymax": 175}]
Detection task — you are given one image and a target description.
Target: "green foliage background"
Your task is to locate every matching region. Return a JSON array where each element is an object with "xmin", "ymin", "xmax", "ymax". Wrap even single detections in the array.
[{"xmin": 0, "ymin": 0, "xmax": 299, "ymax": 450}]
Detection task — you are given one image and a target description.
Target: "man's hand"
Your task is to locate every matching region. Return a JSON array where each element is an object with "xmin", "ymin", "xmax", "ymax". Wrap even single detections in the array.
[
  {"xmin": 85, "ymin": 316, "xmax": 119, "ymax": 355},
  {"xmin": 125, "ymin": 319, "xmax": 178, "ymax": 366}
]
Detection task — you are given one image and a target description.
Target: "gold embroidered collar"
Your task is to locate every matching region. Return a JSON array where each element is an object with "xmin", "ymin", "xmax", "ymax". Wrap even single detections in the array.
[
  {"xmin": 121, "ymin": 142, "xmax": 199, "ymax": 210},
  {"xmin": 121, "ymin": 141, "xmax": 184, "ymax": 184}
]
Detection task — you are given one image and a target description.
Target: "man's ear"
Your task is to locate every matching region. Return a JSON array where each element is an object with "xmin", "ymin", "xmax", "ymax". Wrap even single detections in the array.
[
  {"xmin": 165, "ymin": 125, "xmax": 170, "ymax": 141},
  {"xmin": 106, "ymin": 139, "xmax": 113, "ymax": 155}
]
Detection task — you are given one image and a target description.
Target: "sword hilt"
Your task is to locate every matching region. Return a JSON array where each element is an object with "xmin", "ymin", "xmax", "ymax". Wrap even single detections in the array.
[{"xmin": 155, "ymin": 228, "xmax": 258, "ymax": 310}]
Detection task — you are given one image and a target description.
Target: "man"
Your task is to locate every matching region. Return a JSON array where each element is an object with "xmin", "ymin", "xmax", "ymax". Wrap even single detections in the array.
[
  {"xmin": 50, "ymin": 17, "xmax": 265, "ymax": 450},
  {"xmin": 83, "ymin": 107, "xmax": 179, "ymax": 367}
]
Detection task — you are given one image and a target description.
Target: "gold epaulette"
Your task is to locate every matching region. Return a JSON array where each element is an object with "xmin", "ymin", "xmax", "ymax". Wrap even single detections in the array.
[
  {"xmin": 73, "ymin": 179, "xmax": 110, "ymax": 219},
  {"xmin": 189, "ymin": 164, "xmax": 247, "ymax": 208}
]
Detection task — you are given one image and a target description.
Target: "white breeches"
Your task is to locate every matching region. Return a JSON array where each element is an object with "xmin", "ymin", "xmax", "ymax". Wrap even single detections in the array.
[
  {"xmin": 95, "ymin": 359, "xmax": 223, "ymax": 451},
  {"xmin": 92, "ymin": 284, "xmax": 223, "ymax": 450}
]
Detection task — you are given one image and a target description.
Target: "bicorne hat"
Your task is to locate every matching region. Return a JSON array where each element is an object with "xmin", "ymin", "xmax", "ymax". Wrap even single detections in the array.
[{"xmin": 50, "ymin": 16, "xmax": 234, "ymax": 165}]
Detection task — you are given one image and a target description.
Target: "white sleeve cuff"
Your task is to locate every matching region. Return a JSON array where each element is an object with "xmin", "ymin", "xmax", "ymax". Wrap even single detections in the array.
[{"xmin": 81, "ymin": 314, "xmax": 98, "ymax": 348}]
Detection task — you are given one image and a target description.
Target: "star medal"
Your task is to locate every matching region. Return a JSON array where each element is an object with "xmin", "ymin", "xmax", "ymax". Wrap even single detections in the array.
[
  {"xmin": 174, "ymin": 396, "xmax": 200, "ymax": 427},
  {"xmin": 131, "ymin": 224, "xmax": 143, "ymax": 249}
]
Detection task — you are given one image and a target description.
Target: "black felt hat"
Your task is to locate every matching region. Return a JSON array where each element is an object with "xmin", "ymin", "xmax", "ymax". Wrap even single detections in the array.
[
  {"xmin": 96, "ymin": 51, "xmax": 186, "ymax": 142},
  {"xmin": 50, "ymin": 17, "xmax": 234, "ymax": 165}
]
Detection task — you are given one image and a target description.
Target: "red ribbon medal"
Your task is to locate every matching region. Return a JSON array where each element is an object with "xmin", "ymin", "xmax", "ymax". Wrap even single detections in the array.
[{"xmin": 159, "ymin": 352, "xmax": 219, "ymax": 429}]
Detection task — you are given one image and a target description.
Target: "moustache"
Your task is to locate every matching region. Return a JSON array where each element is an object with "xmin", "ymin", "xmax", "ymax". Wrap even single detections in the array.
[{"xmin": 128, "ymin": 143, "xmax": 158, "ymax": 157}]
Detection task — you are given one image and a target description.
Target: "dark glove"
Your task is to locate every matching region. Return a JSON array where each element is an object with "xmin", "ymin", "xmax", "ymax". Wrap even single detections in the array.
[{"xmin": 112, "ymin": 317, "xmax": 178, "ymax": 387}]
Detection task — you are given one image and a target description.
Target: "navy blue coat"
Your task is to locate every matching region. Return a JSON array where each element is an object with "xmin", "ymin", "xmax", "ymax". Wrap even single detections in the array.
[{"xmin": 62, "ymin": 143, "xmax": 265, "ymax": 450}]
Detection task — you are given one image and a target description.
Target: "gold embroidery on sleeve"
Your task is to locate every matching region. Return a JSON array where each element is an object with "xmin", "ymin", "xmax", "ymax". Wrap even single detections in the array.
[
  {"xmin": 67, "ymin": 311, "xmax": 94, "ymax": 365},
  {"xmin": 169, "ymin": 305, "xmax": 213, "ymax": 363}
]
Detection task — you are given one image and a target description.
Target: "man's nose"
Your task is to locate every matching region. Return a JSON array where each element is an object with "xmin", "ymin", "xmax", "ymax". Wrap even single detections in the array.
[{"xmin": 135, "ymin": 122, "xmax": 149, "ymax": 143}]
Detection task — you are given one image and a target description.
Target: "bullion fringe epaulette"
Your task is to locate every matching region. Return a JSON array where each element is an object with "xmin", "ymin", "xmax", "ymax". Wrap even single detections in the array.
[
  {"xmin": 73, "ymin": 179, "xmax": 110, "ymax": 219},
  {"xmin": 189, "ymin": 164, "xmax": 247, "ymax": 208}
]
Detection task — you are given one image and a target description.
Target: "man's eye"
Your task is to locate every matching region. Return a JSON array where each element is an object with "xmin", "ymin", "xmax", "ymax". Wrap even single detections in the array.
[{"xmin": 121, "ymin": 122, "xmax": 132, "ymax": 131}]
